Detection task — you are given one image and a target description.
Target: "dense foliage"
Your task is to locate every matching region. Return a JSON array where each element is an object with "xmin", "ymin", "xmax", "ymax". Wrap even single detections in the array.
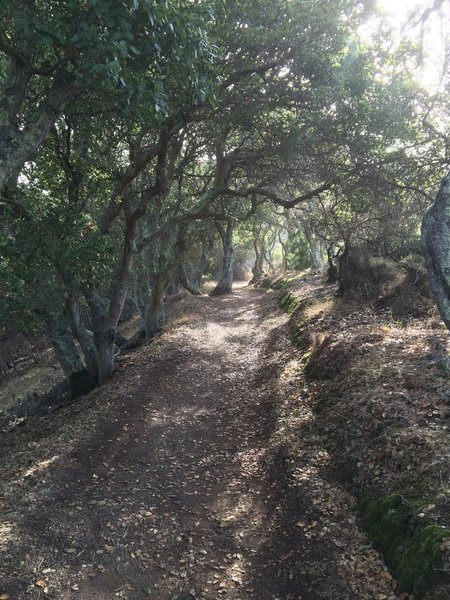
[{"xmin": 1, "ymin": 0, "xmax": 449, "ymax": 390}]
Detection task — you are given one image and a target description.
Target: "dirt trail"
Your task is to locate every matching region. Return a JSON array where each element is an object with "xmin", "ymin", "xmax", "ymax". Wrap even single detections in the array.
[{"xmin": 1, "ymin": 285, "xmax": 398, "ymax": 599}]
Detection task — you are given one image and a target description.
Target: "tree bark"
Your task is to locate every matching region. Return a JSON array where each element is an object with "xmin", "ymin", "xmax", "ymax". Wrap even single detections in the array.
[
  {"xmin": 279, "ymin": 232, "xmax": 289, "ymax": 270},
  {"xmin": 303, "ymin": 220, "xmax": 324, "ymax": 270},
  {"xmin": 88, "ymin": 291, "xmax": 116, "ymax": 385},
  {"xmin": 49, "ymin": 312, "xmax": 91, "ymax": 398},
  {"xmin": 96, "ymin": 329, "xmax": 116, "ymax": 385},
  {"xmin": 211, "ymin": 222, "xmax": 234, "ymax": 296},
  {"xmin": 179, "ymin": 259, "xmax": 202, "ymax": 295},
  {"xmin": 326, "ymin": 246, "xmax": 338, "ymax": 284},
  {"xmin": 86, "ymin": 216, "xmax": 141, "ymax": 384},
  {"xmin": 193, "ymin": 234, "xmax": 214, "ymax": 288},
  {"xmin": 144, "ymin": 276, "xmax": 167, "ymax": 339},
  {"xmin": 250, "ymin": 237, "xmax": 264, "ymax": 284},
  {"xmin": 141, "ymin": 225, "xmax": 188, "ymax": 338},
  {"xmin": 422, "ymin": 174, "xmax": 450, "ymax": 331},
  {"xmin": 65, "ymin": 297, "xmax": 99, "ymax": 385},
  {"xmin": 0, "ymin": 78, "xmax": 76, "ymax": 194}
]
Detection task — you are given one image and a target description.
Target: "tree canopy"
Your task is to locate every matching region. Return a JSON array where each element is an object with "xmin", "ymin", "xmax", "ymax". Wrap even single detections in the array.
[{"xmin": 1, "ymin": 0, "xmax": 449, "ymax": 391}]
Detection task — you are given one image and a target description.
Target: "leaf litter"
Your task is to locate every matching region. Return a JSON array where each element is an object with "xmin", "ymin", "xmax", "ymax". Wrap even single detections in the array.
[{"xmin": 0, "ymin": 282, "xmax": 409, "ymax": 599}]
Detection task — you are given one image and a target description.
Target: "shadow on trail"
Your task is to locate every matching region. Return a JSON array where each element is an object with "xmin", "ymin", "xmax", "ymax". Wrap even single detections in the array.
[
  {"xmin": 1, "ymin": 285, "xmax": 352, "ymax": 599},
  {"xmin": 235, "ymin": 319, "xmax": 349, "ymax": 600}
]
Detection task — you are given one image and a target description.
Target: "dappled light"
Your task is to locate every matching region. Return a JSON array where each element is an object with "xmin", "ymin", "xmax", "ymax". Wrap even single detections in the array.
[
  {"xmin": 0, "ymin": 287, "xmax": 403, "ymax": 599},
  {"xmin": 1, "ymin": 0, "xmax": 450, "ymax": 598}
]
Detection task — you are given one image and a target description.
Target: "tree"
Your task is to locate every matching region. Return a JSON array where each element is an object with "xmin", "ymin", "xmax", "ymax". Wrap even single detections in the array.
[
  {"xmin": 0, "ymin": 0, "xmax": 210, "ymax": 196},
  {"xmin": 4, "ymin": 0, "xmax": 446, "ymax": 395},
  {"xmin": 0, "ymin": 0, "xmax": 218, "ymax": 387},
  {"xmin": 422, "ymin": 176, "xmax": 450, "ymax": 330}
]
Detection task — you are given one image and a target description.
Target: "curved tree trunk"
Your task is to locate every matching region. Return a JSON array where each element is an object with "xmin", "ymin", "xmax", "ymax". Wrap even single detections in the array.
[
  {"xmin": 88, "ymin": 292, "xmax": 116, "ymax": 385},
  {"xmin": 303, "ymin": 220, "xmax": 324, "ymax": 270},
  {"xmin": 326, "ymin": 246, "xmax": 338, "ymax": 284},
  {"xmin": 0, "ymin": 79, "xmax": 76, "ymax": 196},
  {"xmin": 211, "ymin": 222, "xmax": 234, "ymax": 296},
  {"xmin": 422, "ymin": 174, "xmax": 450, "ymax": 331},
  {"xmin": 96, "ymin": 329, "xmax": 116, "ymax": 385},
  {"xmin": 142, "ymin": 226, "xmax": 189, "ymax": 338},
  {"xmin": 179, "ymin": 259, "xmax": 202, "ymax": 295},
  {"xmin": 279, "ymin": 232, "xmax": 289, "ymax": 271},
  {"xmin": 193, "ymin": 234, "xmax": 214, "ymax": 288}
]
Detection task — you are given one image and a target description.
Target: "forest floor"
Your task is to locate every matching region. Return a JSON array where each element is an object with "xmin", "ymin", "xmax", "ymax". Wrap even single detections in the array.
[{"xmin": 1, "ymin": 281, "xmax": 420, "ymax": 600}]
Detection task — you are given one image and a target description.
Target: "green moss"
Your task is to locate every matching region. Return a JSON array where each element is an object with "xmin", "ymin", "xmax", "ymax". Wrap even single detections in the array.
[
  {"xmin": 279, "ymin": 290, "xmax": 302, "ymax": 314},
  {"xmin": 359, "ymin": 491, "xmax": 450, "ymax": 599},
  {"xmin": 259, "ymin": 277, "xmax": 273, "ymax": 290},
  {"xmin": 272, "ymin": 277, "xmax": 290, "ymax": 290},
  {"xmin": 398, "ymin": 525, "xmax": 448, "ymax": 596},
  {"xmin": 275, "ymin": 279, "xmax": 302, "ymax": 313}
]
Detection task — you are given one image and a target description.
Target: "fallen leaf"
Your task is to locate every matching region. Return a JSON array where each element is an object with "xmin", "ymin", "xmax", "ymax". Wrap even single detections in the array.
[{"xmin": 35, "ymin": 579, "xmax": 49, "ymax": 593}]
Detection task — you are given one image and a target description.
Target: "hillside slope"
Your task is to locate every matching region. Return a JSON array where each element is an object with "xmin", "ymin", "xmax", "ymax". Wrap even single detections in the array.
[{"xmin": 262, "ymin": 271, "xmax": 450, "ymax": 599}]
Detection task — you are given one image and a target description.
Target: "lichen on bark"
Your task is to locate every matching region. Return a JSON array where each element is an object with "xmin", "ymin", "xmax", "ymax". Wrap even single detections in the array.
[{"xmin": 422, "ymin": 174, "xmax": 450, "ymax": 331}]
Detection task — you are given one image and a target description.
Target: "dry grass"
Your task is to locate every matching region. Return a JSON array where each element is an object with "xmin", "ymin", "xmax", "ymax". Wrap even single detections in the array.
[
  {"xmin": 302, "ymin": 297, "xmax": 334, "ymax": 320},
  {"xmin": 285, "ymin": 273, "xmax": 450, "ymax": 511}
]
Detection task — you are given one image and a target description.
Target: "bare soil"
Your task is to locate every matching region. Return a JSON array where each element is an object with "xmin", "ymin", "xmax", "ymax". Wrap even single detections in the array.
[{"xmin": 1, "ymin": 283, "xmax": 401, "ymax": 599}]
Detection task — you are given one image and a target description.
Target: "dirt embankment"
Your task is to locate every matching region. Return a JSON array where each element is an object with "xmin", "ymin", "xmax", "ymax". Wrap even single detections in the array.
[
  {"xmin": 263, "ymin": 270, "xmax": 450, "ymax": 599},
  {"xmin": 1, "ymin": 283, "xmax": 405, "ymax": 600}
]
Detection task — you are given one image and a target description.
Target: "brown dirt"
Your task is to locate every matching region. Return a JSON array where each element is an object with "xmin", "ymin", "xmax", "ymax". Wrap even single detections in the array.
[{"xmin": 1, "ymin": 284, "xmax": 400, "ymax": 600}]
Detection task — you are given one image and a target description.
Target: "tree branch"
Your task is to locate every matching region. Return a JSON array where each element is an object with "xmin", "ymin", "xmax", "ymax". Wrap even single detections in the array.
[
  {"xmin": 222, "ymin": 59, "xmax": 285, "ymax": 88},
  {"xmin": 0, "ymin": 195, "xmax": 33, "ymax": 220},
  {"xmin": 0, "ymin": 35, "xmax": 29, "ymax": 66}
]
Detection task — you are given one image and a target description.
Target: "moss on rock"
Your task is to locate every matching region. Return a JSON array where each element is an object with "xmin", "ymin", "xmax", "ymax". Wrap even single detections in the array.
[
  {"xmin": 359, "ymin": 491, "xmax": 450, "ymax": 599},
  {"xmin": 273, "ymin": 278, "xmax": 303, "ymax": 313},
  {"xmin": 258, "ymin": 275, "xmax": 304, "ymax": 314}
]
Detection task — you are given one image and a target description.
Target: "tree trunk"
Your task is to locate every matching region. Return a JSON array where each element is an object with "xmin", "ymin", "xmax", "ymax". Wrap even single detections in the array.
[
  {"xmin": 211, "ymin": 222, "xmax": 234, "ymax": 296},
  {"xmin": 279, "ymin": 233, "xmax": 289, "ymax": 270},
  {"xmin": 131, "ymin": 282, "xmax": 146, "ymax": 331},
  {"xmin": 88, "ymin": 291, "xmax": 117, "ymax": 385},
  {"xmin": 49, "ymin": 312, "xmax": 91, "ymax": 398},
  {"xmin": 193, "ymin": 234, "xmax": 214, "ymax": 288},
  {"xmin": 144, "ymin": 276, "xmax": 166, "ymax": 338},
  {"xmin": 142, "ymin": 225, "xmax": 189, "ymax": 337},
  {"xmin": 250, "ymin": 237, "xmax": 264, "ymax": 284},
  {"xmin": 422, "ymin": 174, "xmax": 450, "ymax": 331},
  {"xmin": 303, "ymin": 220, "xmax": 324, "ymax": 270},
  {"xmin": 65, "ymin": 297, "xmax": 99, "ymax": 385},
  {"xmin": 166, "ymin": 280, "xmax": 181, "ymax": 295},
  {"xmin": 0, "ymin": 79, "xmax": 76, "ymax": 194},
  {"xmin": 87, "ymin": 217, "xmax": 140, "ymax": 384},
  {"xmin": 179, "ymin": 259, "xmax": 202, "ymax": 295},
  {"xmin": 326, "ymin": 246, "xmax": 338, "ymax": 284},
  {"xmin": 96, "ymin": 329, "xmax": 116, "ymax": 385}
]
